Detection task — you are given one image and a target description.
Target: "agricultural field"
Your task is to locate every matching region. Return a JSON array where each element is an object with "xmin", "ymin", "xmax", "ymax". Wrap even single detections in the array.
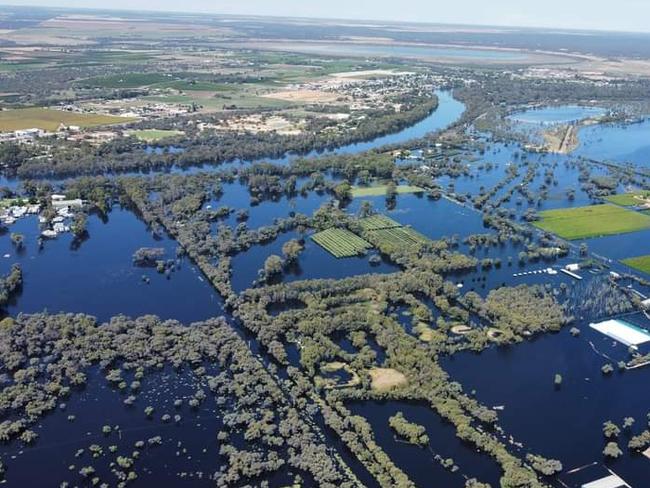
[
  {"xmin": 533, "ymin": 204, "xmax": 650, "ymax": 240},
  {"xmin": 127, "ymin": 129, "xmax": 184, "ymax": 142},
  {"xmin": 351, "ymin": 184, "xmax": 424, "ymax": 198},
  {"xmin": 621, "ymin": 254, "xmax": 650, "ymax": 275},
  {"xmin": 310, "ymin": 228, "xmax": 372, "ymax": 258},
  {"xmin": 152, "ymin": 80, "xmax": 233, "ymax": 92},
  {"xmin": 78, "ymin": 73, "xmax": 173, "ymax": 89},
  {"xmin": 605, "ymin": 191, "xmax": 650, "ymax": 207},
  {"xmin": 358, "ymin": 214, "xmax": 402, "ymax": 231},
  {"xmin": 366, "ymin": 226, "xmax": 430, "ymax": 252},
  {"xmin": 0, "ymin": 108, "xmax": 136, "ymax": 132}
]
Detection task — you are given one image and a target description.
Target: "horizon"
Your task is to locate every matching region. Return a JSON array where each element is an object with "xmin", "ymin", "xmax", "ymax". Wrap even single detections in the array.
[{"xmin": 3, "ymin": 1, "xmax": 650, "ymax": 35}]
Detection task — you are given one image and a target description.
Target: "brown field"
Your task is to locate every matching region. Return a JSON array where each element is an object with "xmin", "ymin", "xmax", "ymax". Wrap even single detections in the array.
[
  {"xmin": 262, "ymin": 89, "xmax": 342, "ymax": 103},
  {"xmin": 0, "ymin": 108, "xmax": 136, "ymax": 132},
  {"xmin": 369, "ymin": 368, "xmax": 407, "ymax": 392},
  {"xmin": 219, "ymin": 115, "xmax": 302, "ymax": 134}
]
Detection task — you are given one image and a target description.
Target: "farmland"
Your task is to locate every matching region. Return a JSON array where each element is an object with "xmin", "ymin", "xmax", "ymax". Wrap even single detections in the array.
[
  {"xmin": 532, "ymin": 204, "xmax": 650, "ymax": 240},
  {"xmin": 605, "ymin": 191, "xmax": 650, "ymax": 207},
  {"xmin": 366, "ymin": 226, "xmax": 430, "ymax": 252},
  {"xmin": 351, "ymin": 184, "xmax": 424, "ymax": 198},
  {"xmin": 359, "ymin": 213, "xmax": 430, "ymax": 251},
  {"xmin": 621, "ymin": 255, "xmax": 650, "ymax": 275},
  {"xmin": 78, "ymin": 73, "xmax": 172, "ymax": 88},
  {"xmin": 358, "ymin": 214, "xmax": 401, "ymax": 231},
  {"xmin": 310, "ymin": 228, "xmax": 372, "ymax": 258},
  {"xmin": 0, "ymin": 108, "xmax": 136, "ymax": 132}
]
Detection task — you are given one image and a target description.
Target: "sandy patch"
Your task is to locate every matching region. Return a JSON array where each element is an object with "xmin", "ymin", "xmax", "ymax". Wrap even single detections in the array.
[
  {"xmin": 369, "ymin": 368, "xmax": 407, "ymax": 392},
  {"xmin": 262, "ymin": 89, "xmax": 342, "ymax": 103},
  {"xmin": 219, "ymin": 115, "xmax": 302, "ymax": 135}
]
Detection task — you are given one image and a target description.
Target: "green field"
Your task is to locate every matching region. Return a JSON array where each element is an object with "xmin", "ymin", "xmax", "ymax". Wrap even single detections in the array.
[
  {"xmin": 80, "ymin": 73, "xmax": 172, "ymax": 88},
  {"xmin": 351, "ymin": 185, "xmax": 424, "ymax": 198},
  {"xmin": 0, "ymin": 108, "xmax": 136, "ymax": 132},
  {"xmin": 365, "ymin": 226, "xmax": 430, "ymax": 252},
  {"xmin": 127, "ymin": 129, "xmax": 184, "ymax": 142},
  {"xmin": 359, "ymin": 214, "xmax": 401, "ymax": 231},
  {"xmin": 533, "ymin": 204, "xmax": 650, "ymax": 240},
  {"xmin": 311, "ymin": 228, "xmax": 372, "ymax": 258},
  {"xmin": 605, "ymin": 191, "xmax": 650, "ymax": 207},
  {"xmin": 622, "ymin": 255, "xmax": 650, "ymax": 274},
  {"xmin": 152, "ymin": 80, "xmax": 233, "ymax": 92}
]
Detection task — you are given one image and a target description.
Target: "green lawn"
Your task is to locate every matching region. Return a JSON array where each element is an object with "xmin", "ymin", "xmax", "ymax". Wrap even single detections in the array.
[
  {"xmin": 127, "ymin": 129, "xmax": 184, "ymax": 142},
  {"xmin": 622, "ymin": 255, "xmax": 650, "ymax": 274},
  {"xmin": 351, "ymin": 185, "xmax": 424, "ymax": 198},
  {"xmin": 533, "ymin": 204, "xmax": 650, "ymax": 240},
  {"xmin": 605, "ymin": 191, "xmax": 650, "ymax": 207},
  {"xmin": 0, "ymin": 108, "xmax": 136, "ymax": 132}
]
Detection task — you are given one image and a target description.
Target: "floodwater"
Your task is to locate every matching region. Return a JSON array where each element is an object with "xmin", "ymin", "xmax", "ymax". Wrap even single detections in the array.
[
  {"xmin": 3, "ymin": 95, "xmax": 650, "ymax": 487},
  {"xmin": 509, "ymin": 105, "xmax": 606, "ymax": 125},
  {"xmin": 576, "ymin": 118, "xmax": 650, "ymax": 166},
  {"xmin": 0, "ymin": 207, "xmax": 222, "ymax": 323},
  {"xmin": 442, "ymin": 324, "xmax": 650, "ymax": 488}
]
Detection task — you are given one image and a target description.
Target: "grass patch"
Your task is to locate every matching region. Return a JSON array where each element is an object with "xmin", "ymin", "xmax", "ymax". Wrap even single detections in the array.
[
  {"xmin": 605, "ymin": 191, "xmax": 650, "ymax": 207},
  {"xmin": 127, "ymin": 129, "xmax": 184, "ymax": 142},
  {"xmin": 0, "ymin": 108, "xmax": 136, "ymax": 132},
  {"xmin": 533, "ymin": 204, "xmax": 650, "ymax": 240},
  {"xmin": 358, "ymin": 214, "xmax": 401, "ymax": 231},
  {"xmin": 152, "ymin": 80, "xmax": 233, "ymax": 92},
  {"xmin": 79, "ymin": 73, "xmax": 172, "ymax": 88},
  {"xmin": 622, "ymin": 255, "xmax": 650, "ymax": 274},
  {"xmin": 351, "ymin": 184, "xmax": 423, "ymax": 198},
  {"xmin": 311, "ymin": 228, "xmax": 372, "ymax": 258},
  {"xmin": 369, "ymin": 368, "xmax": 407, "ymax": 392}
]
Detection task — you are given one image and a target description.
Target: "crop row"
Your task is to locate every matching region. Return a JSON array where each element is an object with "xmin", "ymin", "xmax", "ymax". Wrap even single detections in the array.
[{"xmin": 311, "ymin": 228, "xmax": 372, "ymax": 258}]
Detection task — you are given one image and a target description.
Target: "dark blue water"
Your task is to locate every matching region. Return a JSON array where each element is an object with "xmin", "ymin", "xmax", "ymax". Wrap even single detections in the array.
[
  {"xmin": 441, "ymin": 325, "xmax": 650, "ymax": 487},
  {"xmin": 348, "ymin": 400, "xmax": 503, "ymax": 487},
  {"xmin": 0, "ymin": 207, "xmax": 222, "ymax": 323}
]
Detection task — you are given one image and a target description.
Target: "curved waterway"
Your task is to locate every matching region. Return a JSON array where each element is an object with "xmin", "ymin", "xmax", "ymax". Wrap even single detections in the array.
[
  {"xmin": 0, "ymin": 90, "xmax": 467, "ymax": 487},
  {"xmin": 0, "ymin": 90, "xmax": 465, "ymax": 188},
  {"xmin": 143, "ymin": 90, "xmax": 465, "ymax": 175}
]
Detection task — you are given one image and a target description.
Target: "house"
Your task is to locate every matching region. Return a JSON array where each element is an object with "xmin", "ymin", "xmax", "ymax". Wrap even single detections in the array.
[{"xmin": 582, "ymin": 474, "xmax": 630, "ymax": 488}]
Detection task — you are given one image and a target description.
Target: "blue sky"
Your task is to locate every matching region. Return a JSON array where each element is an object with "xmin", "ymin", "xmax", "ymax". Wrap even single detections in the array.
[{"xmin": 4, "ymin": 0, "xmax": 650, "ymax": 32}]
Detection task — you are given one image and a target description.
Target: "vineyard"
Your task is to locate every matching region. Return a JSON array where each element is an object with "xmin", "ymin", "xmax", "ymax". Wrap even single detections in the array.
[
  {"xmin": 365, "ymin": 226, "xmax": 430, "ymax": 252},
  {"xmin": 359, "ymin": 214, "xmax": 401, "ymax": 231},
  {"xmin": 311, "ymin": 228, "xmax": 372, "ymax": 258}
]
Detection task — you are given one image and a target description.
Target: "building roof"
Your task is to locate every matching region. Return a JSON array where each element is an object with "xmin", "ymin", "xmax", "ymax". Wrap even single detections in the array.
[
  {"xmin": 582, "ymin": 474, "xmax": 630, "ymax": 488},
  {"xmin": 590, "ymin": 319, "xmax": 650, "ymax": 347}
]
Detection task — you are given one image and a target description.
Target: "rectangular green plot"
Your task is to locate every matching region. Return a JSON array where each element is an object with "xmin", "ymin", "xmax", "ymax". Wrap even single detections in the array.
[
  {"xmin": 358, "ymin": 214, "xmax": 402, "ymax": 231},
  {"xmin": 311, "ymin": 228, "xmax": 372, "ymax": 258},
  {"xmin": 351, "ymin": 185, "xmax": 423, "ymax": 198},
  {"xmin": 605, "ymin": 191, "xmax": 650, "ymax": 207},
  {"xmin": 533, "ymin": 204, "xmax": 650, "ymax": 240},
  {"xmin": 366, "ymin": 226, "xmax": 430, "ymax": 252},
  {"xmin": 622, "ymin": 254, "xmax": 650, "ymax": 275}
]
